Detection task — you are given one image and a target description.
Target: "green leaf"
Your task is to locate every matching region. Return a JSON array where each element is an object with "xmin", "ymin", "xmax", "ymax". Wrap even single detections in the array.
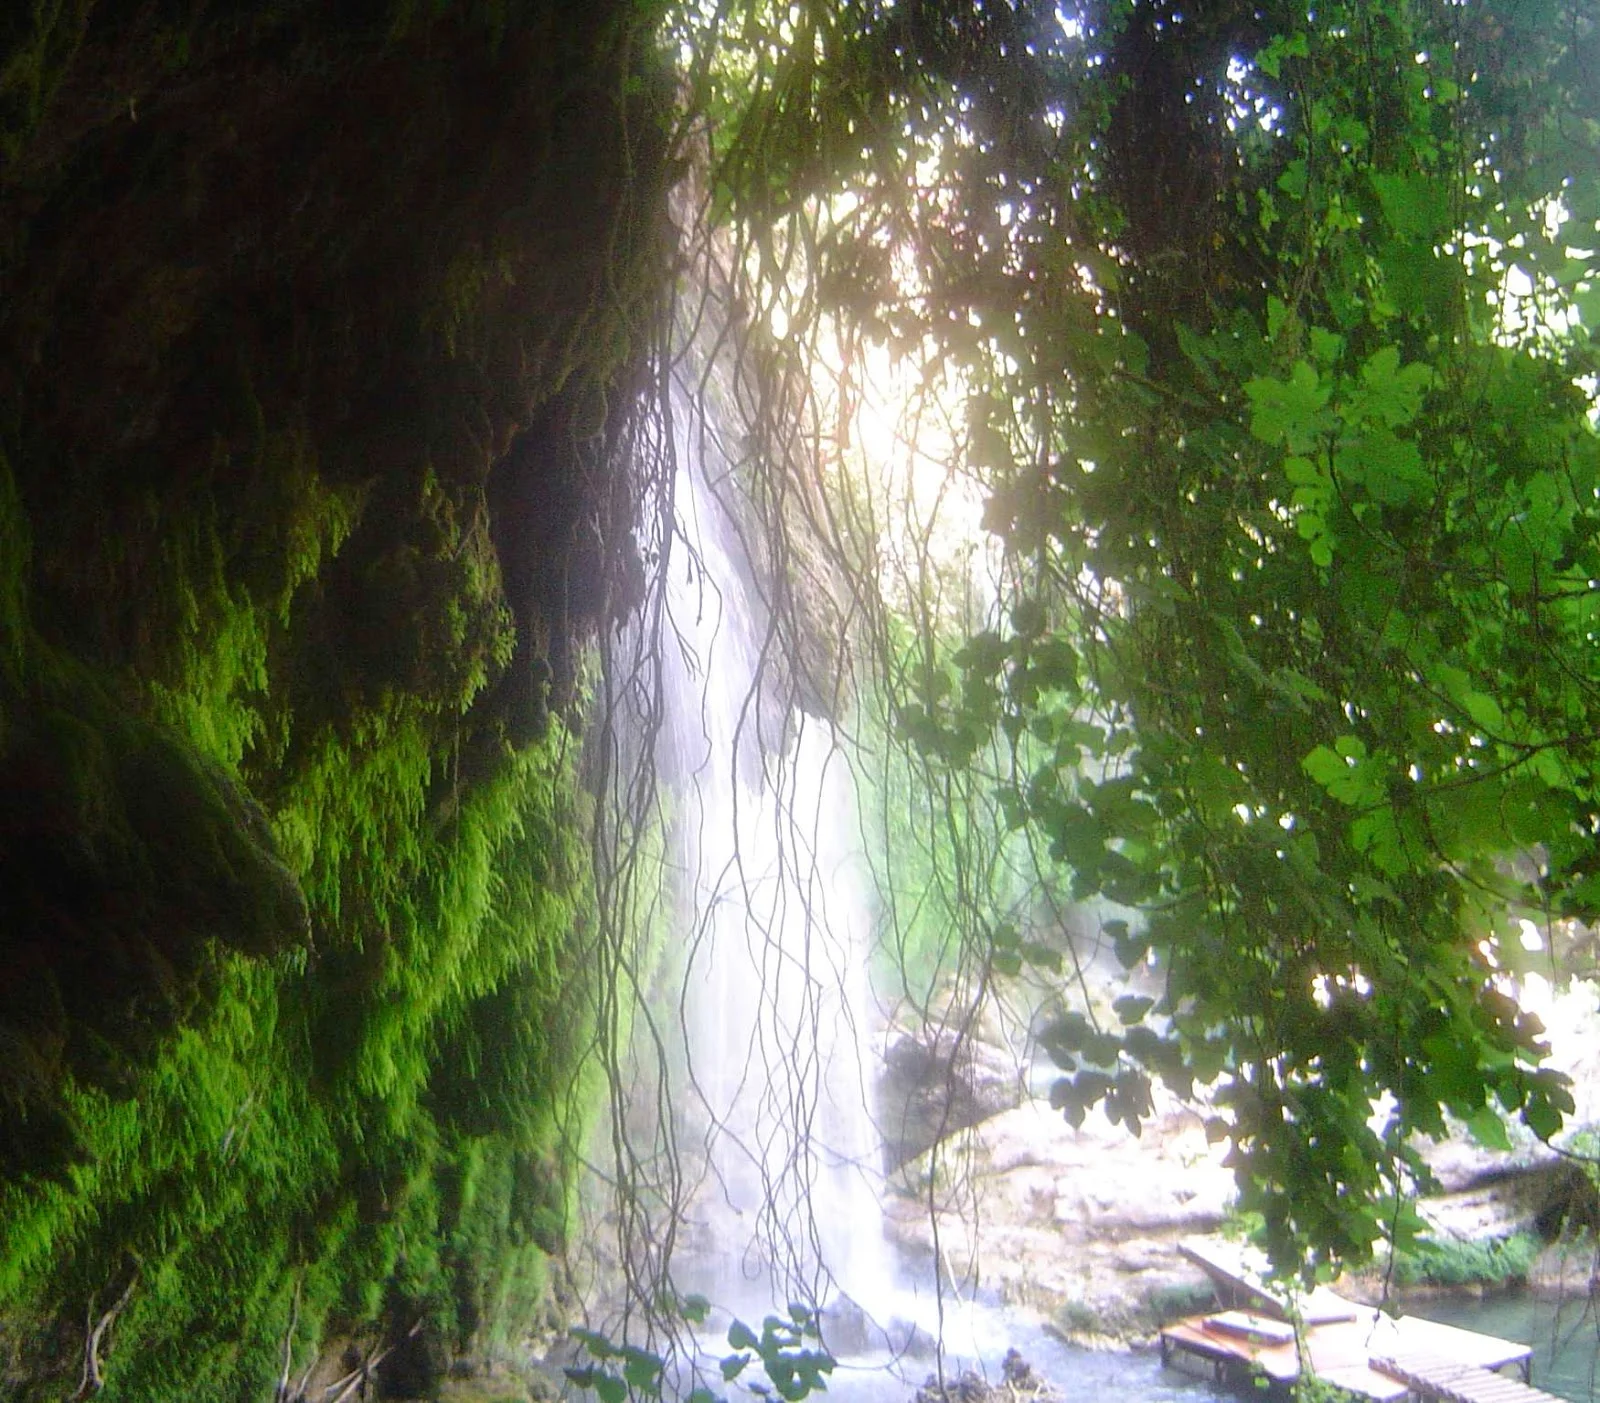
[
  {"xmin": 1354, "ymin": 347, "xmax": 1432, "ymax": 427},
  {"xmin": 625, "ymin": 1353, "xmax": 664, "ymax": 1391},
  {"xmin": 1023, "ymin": 940, "xmax": 1063, "ymax": 973},
  {"xmin": 1338, "ymin": 429, "xmax": 1426, "ymax": 506},
  {"xmin": 1256, "ymin": 30, "xmax": 1308, "ymax": 78},
  {"xmin": 1461, "ymin": 691, "xmax": 1503, "ymax": 733},
  {"xmin": 596, "ymin": 1373, "xmax": 629, "ymax": 1403},
  {"xmin": 1267, "ymin": 667, "xmax": 1331, "ymax": 710},
  {"xmin": 1284, "ymin": 455, "xmax": 1324, "ymax": 486},
  {"xmin": 1112, "ymin": 925, "xmax": 1150, "ymax": 969},
  {"xmin": 1303, "ymin": 745, "xmax": 1348, "ymax": 788},
  {"xmin": 1246, "ymin": 362, "xmax": 1329, "ymax": 450},
  {"xmin": 1277, "ymin": 159, "xmax": 1308, "ymax": 200},
  {"xmin": 1500, "ymin": 529, "xmax": 1536, "ymax": 594},
  {"xmin": 1372, "ymin": 172, "xmax": 1447, "ymax": 239},
  {"xmin": 728, "ymin": 1322, "xmax": 759, "ymax": 1352},
  {"xmin": 1113, "ymin": 994, "xmax": 1154, "ymax": 1024},
  {"xmin": 991, "ymin": 948, "xmax": 1022, "ymax": 977},
  {"xmin": 1267, "ymin": 295, "xmax": 1291, "ymax": 341},
  {"xmin": 722, "ymin": 1354, "xmax": 752, "ymax": 1382},
  {"xmin": 1351, "ymin": 807, "xmax": 1416, "ymax": 876},
  {"xmin": 1465, "ymin": 1105, "xmax": 1512, "ymax": 1152},
  {"xmin": 1309, "ymin": 327, "xmax": 1345, "ymax": 365},
  {"xmin": 1523, "ymin": 1096, "xmax": 1563, "ymax": 1141}
]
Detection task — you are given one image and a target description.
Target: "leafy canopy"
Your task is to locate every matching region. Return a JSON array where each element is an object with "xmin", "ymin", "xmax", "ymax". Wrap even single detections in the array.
[{"xmin": 675, "ymin": 0, "xmax": 1600, "ymax": 1271}]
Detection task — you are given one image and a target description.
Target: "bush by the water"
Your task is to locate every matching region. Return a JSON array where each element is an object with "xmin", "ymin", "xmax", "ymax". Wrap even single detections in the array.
[{"xmin": 1391, "ymin": 1233, "xmax": 1541, "ymax": 1289}]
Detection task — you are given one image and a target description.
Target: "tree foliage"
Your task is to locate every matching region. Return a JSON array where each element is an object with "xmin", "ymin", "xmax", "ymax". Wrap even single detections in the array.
[{"xmin": 677, "ymin": 0, "xmax": 1600, "ymax": 1272}]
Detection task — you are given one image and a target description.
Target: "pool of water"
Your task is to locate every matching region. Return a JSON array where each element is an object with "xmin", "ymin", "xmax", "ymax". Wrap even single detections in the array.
[
  {"xmin": 673, "ymin": 1293, "xmax": 1225, "ymax": 1403},
  {"xmin": 844, "ymin": 1310, "xmax": 1223, "ymax": 1403},
  {"xmin": 816, "ymin": 1345, "xmax": 1222, "ymax": 1403}
]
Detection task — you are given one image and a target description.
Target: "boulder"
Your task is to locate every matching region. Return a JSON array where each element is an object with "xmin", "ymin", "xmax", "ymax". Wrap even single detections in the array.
[
  {"xmin": 878, "ymin": 1028, "xmax": 1024, "ymax": 1171},
  {"xmin": 883, "ymin": 1094, "xmax": 1230, "ymax": 1337}
]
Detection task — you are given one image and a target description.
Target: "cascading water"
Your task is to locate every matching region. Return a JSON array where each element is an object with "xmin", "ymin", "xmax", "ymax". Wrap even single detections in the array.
[
  {"xmin": 586, "ymin": 357, "xmax": 1218, "ymax": 1403},
  {"xmin": 644, "ymin": 439, "xmax": 1250, "ymax": 1402},
  {"xmin": 659, "ymin": 382, "xmax": 896, "ymax": 1324}
]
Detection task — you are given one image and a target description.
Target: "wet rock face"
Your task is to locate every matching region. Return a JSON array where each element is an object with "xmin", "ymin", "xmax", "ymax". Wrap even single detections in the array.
[
  {"xmin": 0, "ymin": 7, "xmax": 672, "ymax": 1388},
  {"xmin": 878, "ymin": 1030, "xmax": 1024, "ymax": 1172},
  {"xmin": 3, "ymin": 5, "xmax": 667, "ymax": 714},
  {"xmin": 0, "ymin": 0, "xmax": 670, "ymax": 1112}
]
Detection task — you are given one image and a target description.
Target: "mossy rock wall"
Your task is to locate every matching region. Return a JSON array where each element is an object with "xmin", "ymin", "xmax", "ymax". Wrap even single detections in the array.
[{"xmin": 0, "ymin": 3, "xmax": 671, "ymax": 1397}]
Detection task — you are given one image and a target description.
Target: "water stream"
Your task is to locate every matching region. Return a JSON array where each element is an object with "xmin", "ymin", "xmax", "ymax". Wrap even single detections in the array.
[
  {"xmin": 649, "ymin": 386, "xmax": 1223, "ymax": 1401},
  {"xmin": 661, "ymin": 434, "xmax": 893, "ymax": 1321}
]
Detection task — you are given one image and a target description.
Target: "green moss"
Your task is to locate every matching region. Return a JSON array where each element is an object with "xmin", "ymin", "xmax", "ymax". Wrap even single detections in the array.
[
  {"xmin": 0, "ymin": 449, "xmax": 26, "ymax": 688},
  {"xmin": 0, "ymin": 0, "xmax": 92, "ymax": 165},
  {"xmin": 0, "ymin": 0, "xmax": 673, "ymax": 1393}
]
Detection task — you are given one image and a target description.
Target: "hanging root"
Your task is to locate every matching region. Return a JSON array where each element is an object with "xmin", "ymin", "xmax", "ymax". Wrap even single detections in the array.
[
  {"xmin": 321, "ymin": 1318, "xmax": 424, "ymax": 1403},
  {"xmin": 71, "ymin": 1260, "xmax": 139, "ymax": 1399},
  {"xmin": 269, "ymin": 1312, "xmax": 422, "ymax": 1403},
  {"xmin": 274, "ymin": 1275, "xmax": 302, "ymax": 1403}
]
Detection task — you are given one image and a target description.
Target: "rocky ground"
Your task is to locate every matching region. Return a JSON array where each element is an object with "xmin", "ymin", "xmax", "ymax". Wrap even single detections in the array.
[{"xmin": 881, "ymin": 1084, "xmax": 1231, "ymax": 1344}]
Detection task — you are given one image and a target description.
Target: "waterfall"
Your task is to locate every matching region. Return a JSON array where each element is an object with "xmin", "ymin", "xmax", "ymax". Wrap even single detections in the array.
[
  {"xmin": 585, "ymin": 373, "xmax": 1224, "ymax": 1403},
  {"xmin": 657, "ymin": 382, "xmax": 895, "ymax": 1325}
]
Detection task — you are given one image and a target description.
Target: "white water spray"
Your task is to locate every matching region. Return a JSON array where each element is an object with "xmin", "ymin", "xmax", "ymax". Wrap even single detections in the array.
[
  {"xmin": 582, "ymin": 370, "xmax": 1220, "ymax": 1402},
  {"xmin": 659, "ymin": 395, "xmax": 895, "ymax": 1323}
]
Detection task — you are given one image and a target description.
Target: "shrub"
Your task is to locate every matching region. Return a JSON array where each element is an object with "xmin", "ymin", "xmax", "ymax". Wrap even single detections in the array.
[{"xmin": 1390, "ymin": 1233, "xmax": 1541, "ymax": 1289}]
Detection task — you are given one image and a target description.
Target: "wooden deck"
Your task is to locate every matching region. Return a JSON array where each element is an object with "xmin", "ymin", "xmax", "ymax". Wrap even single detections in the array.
[
  {"xmin": 1160, "ymin": 1307, "xmax": 1544, "ymax": 1401},
  {"xmin": 1161, "ymin": 1237, "xmax": 1554, "ymax": 1403},
  {"xmin": 1160, "ymin": 1307, "xmax": 1409, "ymax": 1400}
]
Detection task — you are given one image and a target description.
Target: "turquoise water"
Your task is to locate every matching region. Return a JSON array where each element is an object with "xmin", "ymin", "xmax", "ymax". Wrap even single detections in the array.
[
  {"xmin": 824, "ymin": 1311, "xmax": 1225, "ymax": 1403},
  {"xmin": 1404, "ymin": 1293, "xmax": 1600, "ymax": 1401},
  {"xmin": 669, "ymin": 1295, "xmax": 1227, "ymax": 1403}
]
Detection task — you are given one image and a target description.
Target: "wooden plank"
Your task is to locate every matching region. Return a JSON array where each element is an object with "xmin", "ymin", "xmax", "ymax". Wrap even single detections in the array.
[
  {"xmin": 1315, "ymin": 1363, "xmax": 1412, "ymax": 1402},
  {"xmin": 1161, "ymin": 1318, "xmax": 1411, "ymax": 1402},
  {"xmin": 1203, "ymin": 1311, "xmax": 1297, "ymax": 1345},
  {"xmin": 1387, "ymin": 1315, "xmax": 1533, "ymax": 1374},
  {"xmin": 1178, "ymin": 1236, "xmax": 1359, "ymax": 1323},
  {"xmin": 1371, "ymin": 1350, "xmax": 1564, "ymax": 1403},
  {"xmin": 1178, "ymin": 1237, "xmax": 1286, "ymax": 1317}
]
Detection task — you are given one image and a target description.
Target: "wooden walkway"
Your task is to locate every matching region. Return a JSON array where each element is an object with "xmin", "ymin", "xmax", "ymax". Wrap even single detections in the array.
[
  {"xmin": 1161, "ymin": 1310, "xmax": 1556, "ymax": 1402},
  {"xmin": 1159, "ymin": 1313, "xmax": 1408, "ymax": 1400},
  {"xmin": 1371, "ymin": 1351, "xmax": 1553, "ymax": 1403}
]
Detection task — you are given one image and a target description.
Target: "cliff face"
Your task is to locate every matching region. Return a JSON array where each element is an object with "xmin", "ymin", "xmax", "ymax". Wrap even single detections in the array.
[{"xmin": 0, "ymin": 4, "xmax": 671, "ymax": 1397}]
